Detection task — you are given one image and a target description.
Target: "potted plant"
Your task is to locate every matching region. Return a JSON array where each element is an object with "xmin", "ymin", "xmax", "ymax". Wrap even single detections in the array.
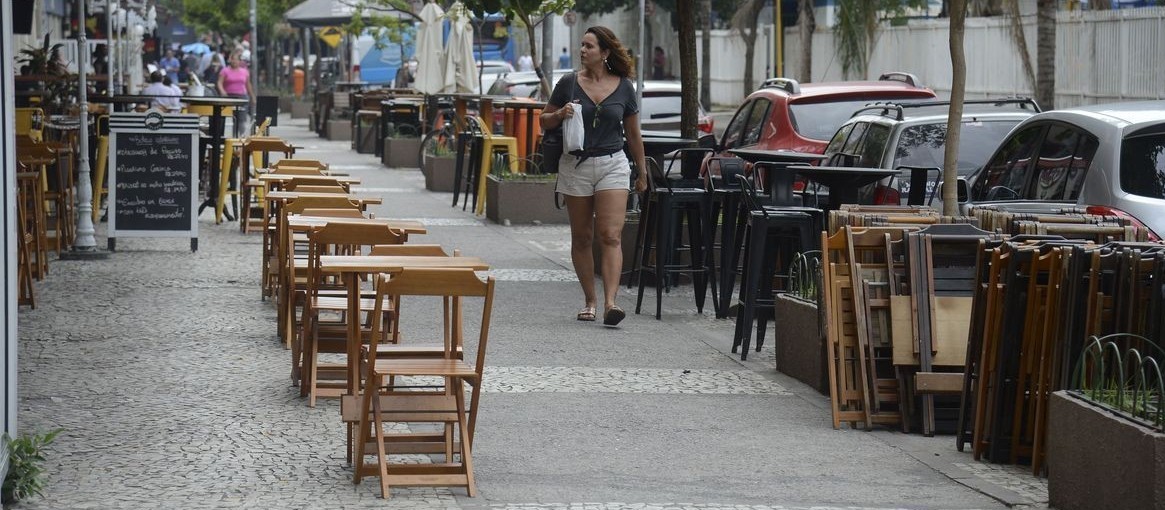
[
  {"xmin": 422, "ymin": 134, "xmax": 457, "ymax": 192},
  {"xmin": 17, "ymin": 34, "xmax": 77, "ymax": 115},
  {"xmin": 3, "ymin": 428, "xmax": 62, "ymax": 505},
  {"xmin": 382, "ymin": 124, "xmax": 422, "ymax": 168},
  {"xmin": 485, "ymin": 152, "xmax": 567, "ymax": 224}
]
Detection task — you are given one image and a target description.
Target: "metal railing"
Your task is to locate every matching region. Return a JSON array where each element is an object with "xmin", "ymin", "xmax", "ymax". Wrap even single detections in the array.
[
  {"xmin": 786, "ymin": 250, "xmax": 822, "ymax": 304},
  {"xmin": 1070, "ymin": 333, "xmax": 1165, "ymax": 431}
]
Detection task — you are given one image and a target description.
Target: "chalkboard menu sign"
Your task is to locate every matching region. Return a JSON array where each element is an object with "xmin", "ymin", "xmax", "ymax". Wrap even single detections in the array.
[{"xmin": 108, "ymin": 113, "xmax": 201, "ymax": 251}]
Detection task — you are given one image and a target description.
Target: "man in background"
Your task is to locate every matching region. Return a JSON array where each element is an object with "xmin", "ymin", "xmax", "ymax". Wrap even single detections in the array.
[
  {"xmin": 558, "ymin": 47, "xmax": 571, "ymax": 69},
  {"xmin": 160, "ymin": 49, "xmax": 181, "ymax": 83}
]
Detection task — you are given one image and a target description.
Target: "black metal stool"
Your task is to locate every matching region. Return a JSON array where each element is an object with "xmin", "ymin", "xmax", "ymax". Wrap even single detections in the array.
[
  {"xmin": 451, "ymin": 117, "xmax": 483, "ymax": 209},
  {"xmin": 732, "ymin": 174, "xmax": 822, "ymax": 360},
  {"xmin": 634, "ymin": 158, "xmax": 717, "ymax": 319}
]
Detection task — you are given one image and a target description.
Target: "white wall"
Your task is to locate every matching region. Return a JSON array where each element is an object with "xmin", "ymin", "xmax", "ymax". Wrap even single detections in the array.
[{"xmin": 783, "ymin": 6, "xmax": 1165, "ymax": 109}]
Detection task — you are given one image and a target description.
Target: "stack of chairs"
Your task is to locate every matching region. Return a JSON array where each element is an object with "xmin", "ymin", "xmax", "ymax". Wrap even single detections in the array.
[{"xmin": 957, "ymin": 238, "xmax": 1165, "ymax": 475}]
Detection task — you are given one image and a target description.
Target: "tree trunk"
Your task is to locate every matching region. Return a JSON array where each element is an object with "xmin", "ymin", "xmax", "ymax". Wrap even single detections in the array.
[
  {"xmin": 678, "ymin": 2, "xmax": 699, "ymax": 139},
  {"xmin": 1036, "ymin": 0, "xmax": 1055, "ymax": 110},
  {"xmin": 797, "ymin": 0, "xmax": 815, "ymax": 82},
  {"xmin": 738, "ymin": 0, "xmax": 765, "ymax": 98},
  {"xmin": 943, "ymin": 0, "xmax": 967, "ymax": 216},
  {"xmin": 525, "ymin": 16, "xmax": 550, "ymax": 100},
  {"xmin": 541, "ymin": 15, "xmax": 554, "ymax": 82},
  {"xmin": 701, "ymin": 0, "xmax": 711, "ymax": 111},
  {"xmin": 1007, "ymin": 0, "xmax": 1036, "ymax": 94}
]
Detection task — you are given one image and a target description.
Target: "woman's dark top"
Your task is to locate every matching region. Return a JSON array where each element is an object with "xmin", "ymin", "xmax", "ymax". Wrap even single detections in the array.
[{"xmin": 548, "ymin": 73, "xmax": 639, "ymax": 155}]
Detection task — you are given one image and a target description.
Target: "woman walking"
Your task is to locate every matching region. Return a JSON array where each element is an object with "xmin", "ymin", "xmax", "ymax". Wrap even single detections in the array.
[
  {"xmin": 217, "ymin": 51, "xmax": 254, "ymax": 135},
  {"xmin": 540, "ymin": 26, "xmax": 647, "ymax": 327}
]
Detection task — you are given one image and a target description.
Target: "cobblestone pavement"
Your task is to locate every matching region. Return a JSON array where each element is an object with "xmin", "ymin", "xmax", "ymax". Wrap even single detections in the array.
[{"xmin": 15, "ymin": 116, "xmax": 1047, "ymax": 509}]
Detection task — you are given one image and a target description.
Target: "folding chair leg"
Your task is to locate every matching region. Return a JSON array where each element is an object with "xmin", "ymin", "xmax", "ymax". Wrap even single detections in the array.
[
  {"xmin": 354, "ymin": 375, "xmax": 375, "ymax": 485},
  {"xmin": 373, "ymin": 384, "xmax": 391, "ymax": 499},
  {"xmin": 455, "ymin": 378, "xmax": 476, "ymax": 497}
]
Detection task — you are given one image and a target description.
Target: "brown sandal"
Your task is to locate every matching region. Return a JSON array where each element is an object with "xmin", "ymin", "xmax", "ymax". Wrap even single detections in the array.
[{"xmin": 576, "ymin": 306, "xmax": 597, "ymax": 321}]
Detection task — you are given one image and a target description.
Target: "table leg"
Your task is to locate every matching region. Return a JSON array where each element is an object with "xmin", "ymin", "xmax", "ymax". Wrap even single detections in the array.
[
  {"xmin": 198, "ymin": 107, "xmax": 224, "ymax": 218},
  {"xmin": 347, "ymin": 272, "xmax": 361, "ymax": 396}
]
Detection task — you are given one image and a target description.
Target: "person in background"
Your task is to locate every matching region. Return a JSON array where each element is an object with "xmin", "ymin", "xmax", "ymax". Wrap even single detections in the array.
[
  {"xmin": 558, "ymin": 47, "xmax": 571, "ymax": 69},
  {"xmin": 539, "ymin": 26, "xmax": 647, "ymax": 327},
  {"xmin": 394, "ymin": 60, "xmax": 413, "ymax": 89},
  {"xmin": 202, "ymin": 53, "xmax": 223, "ymax": 93},
  {"xmin": 143, "ymin": 70, "xmax": 181, "ymax": 112},
  {"xmin": 652, "ymin": 46, "xmax": 666, "ymax": 80},
  {"xmin": 161, "ymin": 49, "xmax": 181, "ymax": 83},
  {"xmin": 217, "ymin": 51, "xmax": 253, "ymax": 135},
  {"xmin": 517, "ymin": 53, "xmax": 534, "ymax": 72}
]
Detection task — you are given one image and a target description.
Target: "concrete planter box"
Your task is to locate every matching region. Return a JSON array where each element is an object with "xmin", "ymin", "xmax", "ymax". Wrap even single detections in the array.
[
  {"xmin": 326, "ymin": 119, "xmax": 351, "ymax": 141},
  {"xmin": 290, "ymin": 100, "xmax": 311, "ymax": 119},
  {"xmin": 1047, "ymin": 391, "xmax": 1165, "ymax": 510},
  {"xmin": 485, "ymin": 174, "xmax": 568, "ymax": 224},
  {"xmin": 383, "ymin": 137, "xmax": 421, "ymax": 168},
  {"xmin": 423, "ymin": 156, "xmax": 457, "ymax": 192},
  {"xmin": 278, "ymin": 96, "xmax": 294, "ymax": 113},
  {"xmin": 773, "ymin": 294, "xmax": 827, "ymax": 394}
]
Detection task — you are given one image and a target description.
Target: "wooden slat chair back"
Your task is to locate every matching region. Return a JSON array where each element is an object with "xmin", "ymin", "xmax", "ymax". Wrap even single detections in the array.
[
  {"xmin": 352, "ymin": 268, "xmax": 495, "ymax": 499},
  {"xmin": 299, "ymin": 208, "xmax": 368, "ymax": 219},
  {"xmin": 271, "ymin": 159, "xmax": 329, "ymax": 172},
  {"xmin": 288, "ymin": 185, "xmax": 348, "ymax": 194},
  {"xmin": 299, "ymin": 221, "xmax": 408, "ymax": 406},
  {"xmin": 284, "ymin": 177, "xmax": 350, "ymax": 192}
]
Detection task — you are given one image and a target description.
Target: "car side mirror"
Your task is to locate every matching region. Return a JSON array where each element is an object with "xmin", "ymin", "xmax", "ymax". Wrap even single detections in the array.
[{"xmin": 956, "ymin": 177, "xmax": 969, "ymax": 203}]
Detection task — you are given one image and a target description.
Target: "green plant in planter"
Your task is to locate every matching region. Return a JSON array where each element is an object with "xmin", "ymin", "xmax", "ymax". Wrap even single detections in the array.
[
  {"xmin": 17, "ymin": 34, "xmax": 77, "ymax": 115},
  {"xmin": 2, "ymin": 428, "xmax": 62, "ymax": 504}
]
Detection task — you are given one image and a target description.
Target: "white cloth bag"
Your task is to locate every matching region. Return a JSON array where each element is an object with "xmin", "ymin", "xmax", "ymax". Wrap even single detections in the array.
[{"xmin": 564, "ymin": 103, "xmax": 584, "ymax": 153}]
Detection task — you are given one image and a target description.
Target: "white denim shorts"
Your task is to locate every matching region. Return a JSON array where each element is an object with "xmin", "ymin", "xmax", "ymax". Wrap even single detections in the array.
[{"xmin": 555, "ymin": 151, "xmax": 631, "ymax": 197}]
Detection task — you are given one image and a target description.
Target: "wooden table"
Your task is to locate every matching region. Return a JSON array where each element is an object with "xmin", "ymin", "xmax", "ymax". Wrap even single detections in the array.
[{"xmin": 319, "ymin": 255, "xmax": 491, "ymax": 394}]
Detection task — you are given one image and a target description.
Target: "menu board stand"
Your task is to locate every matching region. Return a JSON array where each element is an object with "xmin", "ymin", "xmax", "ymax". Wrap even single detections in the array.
[{"xmin": 108, "ymin": 112, "xmax": 201, "ymax": 252}]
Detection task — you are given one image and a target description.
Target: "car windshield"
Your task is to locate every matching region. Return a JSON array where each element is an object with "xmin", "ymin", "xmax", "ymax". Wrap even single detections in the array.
[
  {"xmin": 893, "ymin": 119, "xmax": 1022, "ymax": 175},
  {"xmin": 1120, "ymin": 130, "xmax": 1165, "ymax": 199},
  {"xmin": 790, "ymin": 97, "xmax": 925, "ymax": 141}
]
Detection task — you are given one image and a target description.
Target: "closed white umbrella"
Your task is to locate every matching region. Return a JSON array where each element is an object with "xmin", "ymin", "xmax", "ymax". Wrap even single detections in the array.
[
  {"xmin": 442, "ymin": 3, "xmax": 476, "ymax": 93},
  {"xmin": 413, "ymin": 1, "xmax": 446, "ymax": 95}
]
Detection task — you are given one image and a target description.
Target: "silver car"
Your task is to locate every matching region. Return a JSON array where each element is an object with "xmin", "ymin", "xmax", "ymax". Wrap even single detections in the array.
[{"xmin": 964, "ymin": 100, "xmax": 1165, "ymax": 239}]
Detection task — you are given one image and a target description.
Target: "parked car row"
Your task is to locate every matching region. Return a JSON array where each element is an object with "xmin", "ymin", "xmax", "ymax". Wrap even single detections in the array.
[{"xmin": 701, "ymin": 70, "xmax": 1165, "ymax": 239}]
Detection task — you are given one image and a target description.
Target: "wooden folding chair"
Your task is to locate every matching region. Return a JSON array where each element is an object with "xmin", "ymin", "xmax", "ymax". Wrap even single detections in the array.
[
  {"xmin": 272, "ymin": 196, "xmax": 363, "ymax": 344},
  {"xmin": 238, "ymin": 137, "xmax": 296, "ymax": 232},
  {"xmin": 299, "ymin": 220, "xmax": 406, "ymax": 406},
  {"xmin": 351, "ymin": 268, "xmax": 495, "ymax": 499}
]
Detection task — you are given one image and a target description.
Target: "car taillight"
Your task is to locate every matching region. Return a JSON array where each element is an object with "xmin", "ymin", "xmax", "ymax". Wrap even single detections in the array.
[
  {"xmin": 872, "ymin": 184, "xmax": 901, "ymax": 205},
  {"xmin": 698, "ymin": 117, "xmax": 713, "ymax": 134},
  {"xmin": 1085, "ymin": 205, "xmax": 1161, "ymax": 241}
]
